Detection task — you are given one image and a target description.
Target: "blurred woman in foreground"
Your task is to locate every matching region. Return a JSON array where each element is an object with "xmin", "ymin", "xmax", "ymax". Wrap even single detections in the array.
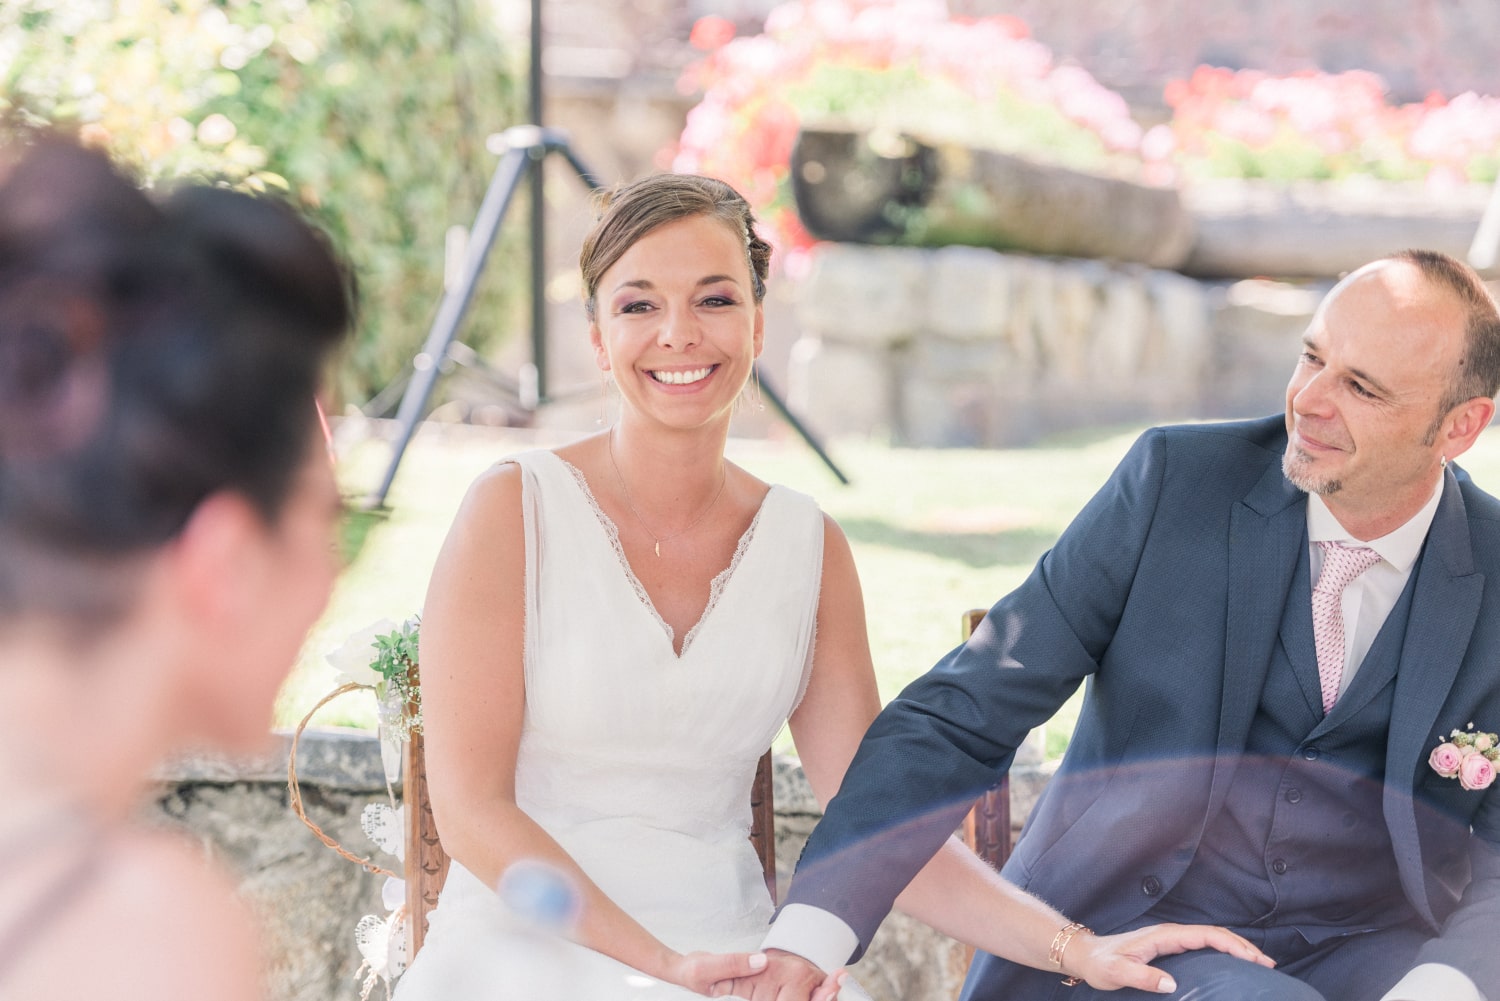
[{"xmin": 0, "ymin": 136, "xmax": 353, "ymax": 999}]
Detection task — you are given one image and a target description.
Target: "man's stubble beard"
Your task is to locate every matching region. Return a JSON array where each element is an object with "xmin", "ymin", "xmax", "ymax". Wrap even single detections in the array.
[{"xmin": 1283, "ymin": 446, "xmax": 1343, "ymax": 496}]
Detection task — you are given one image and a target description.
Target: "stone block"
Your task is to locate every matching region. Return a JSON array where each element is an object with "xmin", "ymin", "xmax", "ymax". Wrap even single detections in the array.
[
  {"xmin": 153, "ymin": 729, "xmax": 394, "ymax": 1001},
  {"xmin": 1035, "ymin": 261, "xmax": 1100, "ymax": 383},
  {"xmin": 1090, "ymin": 271, "xmax": 1152, "ymax": 383},
  {"xmin": 926, "ymin": 245, "xmax": 1012, "ymax": 341},
  {"xmin": 1002, "ymin": 256, "xmax": 1055, "ymax": 376},
  {"xmin": 897, "ymin": 337, "xmax": 1016, "ymax": 448},
  {"xmin": 786, "ymin": 336, "xmax": 894, "ymax": 439},
  {"xmin": 1143, "ymin": 269, "xmax": 1213, "ymax": 389},
  {"xmin": 795, "ymin": 244, "xmax": 930, "ymax": 345},
  {"xmin": 1208, "ymin": 278, "xmax": 1328, "ymax": 418}
]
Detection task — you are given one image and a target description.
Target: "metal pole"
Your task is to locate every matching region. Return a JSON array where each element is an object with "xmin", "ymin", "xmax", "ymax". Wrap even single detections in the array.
[
  {"xmin": 528, "ymin": 0, "xmax": 548, "ymax": 402},
  {"xmin": 365, "ymin": 146, "xmax": 532, "ymax": 508},
  {"xmin": 756, "ymin": 365, "xmax": 850, "ymax": 485}
]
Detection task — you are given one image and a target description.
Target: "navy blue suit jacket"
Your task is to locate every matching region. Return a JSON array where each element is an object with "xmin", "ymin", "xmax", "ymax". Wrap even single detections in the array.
[{"xmin": 784, "ymin": 416, "xmax": 1500, "ymax": 996}]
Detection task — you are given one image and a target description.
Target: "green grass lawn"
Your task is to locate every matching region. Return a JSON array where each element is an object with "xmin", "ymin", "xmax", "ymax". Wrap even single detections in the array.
[{"xmin": 279, "ymin": 416, "xmax": 1500, "ymax": 759}]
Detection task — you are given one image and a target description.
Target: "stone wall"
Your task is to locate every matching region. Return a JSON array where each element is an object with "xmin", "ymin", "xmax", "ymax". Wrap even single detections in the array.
[
  {"xmin": 153, "ymin": 730, "xmax": 394, "ymax": 1001},
  {"xmin": 154, "ymin": 731, "xmax": 1057, "ymax": 1001},
  {"xmin": 784, "ymin": 243, "xmax": 1325, "ymax": 447}
]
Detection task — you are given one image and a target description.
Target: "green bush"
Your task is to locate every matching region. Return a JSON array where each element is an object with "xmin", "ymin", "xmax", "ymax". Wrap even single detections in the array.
[{"xmin": 2, "ymin": 0, "xmax": 527, "ymax": 405}]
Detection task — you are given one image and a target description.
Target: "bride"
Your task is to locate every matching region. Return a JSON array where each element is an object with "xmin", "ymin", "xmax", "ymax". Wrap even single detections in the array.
[{"xmin": 393, "ymin": 174, "xmax": 1272, "ymax": 1000}]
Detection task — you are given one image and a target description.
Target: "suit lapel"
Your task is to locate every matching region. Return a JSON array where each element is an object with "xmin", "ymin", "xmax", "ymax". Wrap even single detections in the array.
[
  {"xmin": 1278, "ymin": 543, "xmax": 1325, "ymax": 719},
  {"xmin": 1210, "ymin": 462, "xmax": 1306, "ymax": 817},
  {"xmin": 1384, "ymin": 470, "xmax": 1484, "ymax": 927}
]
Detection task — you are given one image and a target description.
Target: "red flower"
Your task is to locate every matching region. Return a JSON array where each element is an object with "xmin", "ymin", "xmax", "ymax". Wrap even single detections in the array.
[{"xmin": 690, "ymin": 16, "xmax": 737, "ymax": 52}]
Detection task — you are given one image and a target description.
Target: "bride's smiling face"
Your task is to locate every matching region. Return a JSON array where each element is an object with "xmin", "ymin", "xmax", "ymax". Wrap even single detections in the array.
[{"xmin": 591, "ymin": 213, "xmax": 764, "ymax": 430}]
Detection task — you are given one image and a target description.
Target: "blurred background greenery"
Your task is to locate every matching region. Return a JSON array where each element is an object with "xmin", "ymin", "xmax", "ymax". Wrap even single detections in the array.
[{"xmin": 2, "ymin": 0, "xmax": 526, "ymax": 406}]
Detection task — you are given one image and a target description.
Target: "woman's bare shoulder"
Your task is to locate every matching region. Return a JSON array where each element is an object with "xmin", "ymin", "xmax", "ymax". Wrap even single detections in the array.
[{"xmin": 7, "ymin": 827, "xmax": 262, "ymax": 1001}]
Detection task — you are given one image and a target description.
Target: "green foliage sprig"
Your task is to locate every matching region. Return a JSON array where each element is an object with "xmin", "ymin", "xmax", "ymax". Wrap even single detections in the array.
[
  {"xmin": 326, "ymin": 616, "xmax": 423, "ymax": 740},
  {"xmin": 370, "ymin": 617, "xmax": 422, "ymax": 742}
]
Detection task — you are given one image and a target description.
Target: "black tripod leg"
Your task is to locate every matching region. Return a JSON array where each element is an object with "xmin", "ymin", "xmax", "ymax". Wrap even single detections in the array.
[
  {"xmin": 365, "ymin": 147, "xmax": 533, "ymax": 509},
  {"xmin": 755, "ymin": 363, "xmax": 850, "ymax": 485},
  {"xmin": 558, "ymin": 144, "xmax": 604, "ymax": 192}
]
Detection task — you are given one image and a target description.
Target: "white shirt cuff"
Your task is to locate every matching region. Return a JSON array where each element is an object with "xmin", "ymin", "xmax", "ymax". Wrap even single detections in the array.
[
  {"xmin": 760, "ymin": 903, "xmax": 861, "ymax": 972},
  {"xmin": 1380, "ymin": 963, "xmax": 1486, "ymax": 1001}
]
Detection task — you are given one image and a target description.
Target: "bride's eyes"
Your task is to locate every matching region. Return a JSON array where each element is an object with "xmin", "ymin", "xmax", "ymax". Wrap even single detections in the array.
[{"xmin": 614, "ymin": 294, "xmax": 738, "ymax": 314}]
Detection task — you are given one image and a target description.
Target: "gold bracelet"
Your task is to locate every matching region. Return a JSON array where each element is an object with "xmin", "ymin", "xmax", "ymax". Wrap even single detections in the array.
[{"xmin": 1048, "ymin": 920, "xmax": 1089, "ymax": 987}]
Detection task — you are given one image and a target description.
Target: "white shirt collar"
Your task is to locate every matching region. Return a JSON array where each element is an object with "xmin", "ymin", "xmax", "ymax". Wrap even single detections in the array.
[{"xmin": 1305, "ymin": 474, "xmax": 1446, "ymax": 574}]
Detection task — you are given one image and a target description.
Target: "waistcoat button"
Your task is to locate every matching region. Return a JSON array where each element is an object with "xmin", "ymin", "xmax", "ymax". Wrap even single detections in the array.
[
  {"xmin": 1141, "ymin": 876, "xmax": 1162, "ymax": 896},
  {"xmin": 1271, "ymin": 858, "xmax": 1288, "ymax": 875}
]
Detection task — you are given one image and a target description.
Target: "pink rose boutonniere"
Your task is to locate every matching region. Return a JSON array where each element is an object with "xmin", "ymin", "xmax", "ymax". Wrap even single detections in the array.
[{"xmin": 1430, "ymin": 724, "xmax": 1500, "ymax": 791}]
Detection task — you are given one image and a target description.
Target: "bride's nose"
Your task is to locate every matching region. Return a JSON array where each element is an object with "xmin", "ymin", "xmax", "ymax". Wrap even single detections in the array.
[{"xmin": 656, "ymin": 304, "xmax": 703, "ymax": 351}]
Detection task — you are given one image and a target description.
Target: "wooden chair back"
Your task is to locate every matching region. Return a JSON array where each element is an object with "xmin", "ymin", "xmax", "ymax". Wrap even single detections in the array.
[
  {"xmin": 958, "ymin": 608, "xmax": 1012, "ymax": 870},
  {"xmin": 402, "ymin": 608, "xmax": 1008, "ymax": 958}
]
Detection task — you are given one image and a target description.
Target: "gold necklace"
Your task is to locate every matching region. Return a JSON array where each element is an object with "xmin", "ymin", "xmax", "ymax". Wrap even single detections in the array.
[{"xmin": 607, "ymin": 430, "xmax": 727, "ymax": 557}]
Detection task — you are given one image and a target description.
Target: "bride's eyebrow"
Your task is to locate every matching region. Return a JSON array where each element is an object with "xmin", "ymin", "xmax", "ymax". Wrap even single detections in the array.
[{"xmin": 611, "ymin": 275, "xmax": 743, "ymax": 294}]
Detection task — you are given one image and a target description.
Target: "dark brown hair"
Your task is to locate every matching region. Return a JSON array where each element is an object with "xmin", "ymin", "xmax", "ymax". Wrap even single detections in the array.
[
  {"xmin": 0, "ymin": 135, "xmax": 354, "ymax": 624},
  {"xmin": 579, "ymin": 173, "xmax": 771, "ymax": 320}
]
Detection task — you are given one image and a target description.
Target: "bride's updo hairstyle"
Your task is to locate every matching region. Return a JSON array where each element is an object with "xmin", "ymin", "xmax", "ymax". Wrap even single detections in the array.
[
  {"xmin": 579, "ymin": 173, "xmax": 772, "ymax": 322},
  {"xmin": 0, "ymin": 136, "xmax": 354, "ymax": 628}
]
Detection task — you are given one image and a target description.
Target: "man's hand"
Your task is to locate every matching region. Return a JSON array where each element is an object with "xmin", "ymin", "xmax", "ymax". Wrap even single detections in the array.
[
  {"xmin": 1069, "ymin": 923, "xmax": 1275, "ymax": 993},
  {"xmin": 708, "ymin": 948, "xmax": 845, "ymax": 1001}
]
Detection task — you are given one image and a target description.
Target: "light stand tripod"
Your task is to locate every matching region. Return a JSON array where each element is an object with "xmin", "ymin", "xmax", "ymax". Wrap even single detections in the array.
[
  {"xmin": 364, "ymin": 0, "xmax": 847, "ymax": 509},
  {"xmin": 366, "ymin": 124, "xmax": 598, "ymax": 509}
]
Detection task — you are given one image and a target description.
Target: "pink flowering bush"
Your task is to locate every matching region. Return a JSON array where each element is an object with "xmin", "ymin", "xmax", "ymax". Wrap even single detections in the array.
[
  {"xmin": 672, "ymin": 3, "xmax": 1500, "ymax": 267},
  {"xmin": 671, "ymin": 0, "xmax": 1147, "ymax": 267},
  {"xmin": 1162, "ymin": 65, "xmax": 1500, "ymax": 187}
]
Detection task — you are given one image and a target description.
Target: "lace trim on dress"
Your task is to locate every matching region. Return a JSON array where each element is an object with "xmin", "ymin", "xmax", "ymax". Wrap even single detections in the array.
[
  {"xmin": 558, "ymin": 458, "xmax": 673, "ymax": 640},
  {"xmin": 557, "ymin": 456, "xmax": 768, "ymax": 658},
  {"xmin": 682, "ymin": 501, "xmax": 765, "ymax": 653}
]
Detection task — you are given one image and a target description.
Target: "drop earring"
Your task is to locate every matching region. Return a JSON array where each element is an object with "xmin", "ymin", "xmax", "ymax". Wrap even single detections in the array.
[{"xmin": 597, "ymin": 375, "xmax": 611, "ymax": 427}]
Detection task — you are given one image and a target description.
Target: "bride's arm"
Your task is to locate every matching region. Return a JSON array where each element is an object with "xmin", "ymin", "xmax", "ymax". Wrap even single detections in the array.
[
  {"xmin": 728, "ymin": 516, "xmax": 1268, "ymax": 999},
  {"xmin": 421, "ymin": 464, "xmax": 764, "ymax": 993}
]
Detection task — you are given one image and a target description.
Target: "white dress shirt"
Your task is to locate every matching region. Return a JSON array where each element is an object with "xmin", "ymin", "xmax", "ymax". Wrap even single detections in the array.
[{"xmin": 767, "ymin": 473, "xmax": 1486, "ymax": 999}]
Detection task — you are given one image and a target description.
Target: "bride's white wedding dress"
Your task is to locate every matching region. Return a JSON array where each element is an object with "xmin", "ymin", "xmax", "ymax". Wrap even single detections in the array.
[{"xmin": 395, "ymin": 449, "xmax": 852, "ymax": 1000}]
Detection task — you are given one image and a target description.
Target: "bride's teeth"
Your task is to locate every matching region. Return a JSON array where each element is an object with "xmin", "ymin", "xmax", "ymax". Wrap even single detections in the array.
[{"xmin": 652, "ymin": 367, "xmax": 713, "ymax": 385}]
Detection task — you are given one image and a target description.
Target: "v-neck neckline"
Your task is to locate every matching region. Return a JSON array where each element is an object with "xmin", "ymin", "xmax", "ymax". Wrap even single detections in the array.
[{"xmin": 550, "ymin": 452, "xmax": 774, "ymax": 659}]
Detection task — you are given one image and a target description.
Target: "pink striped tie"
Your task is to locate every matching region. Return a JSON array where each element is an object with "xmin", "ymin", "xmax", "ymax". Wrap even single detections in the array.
[{"xmin": 1312, "ymin": 541, "xmax": 1382, "ymax": 714}]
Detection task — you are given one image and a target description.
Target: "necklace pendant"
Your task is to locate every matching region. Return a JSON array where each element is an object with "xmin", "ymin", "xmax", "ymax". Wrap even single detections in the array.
[{"xmin": 654, "ymin": 541, "xmax": 661, "ymax": 557}]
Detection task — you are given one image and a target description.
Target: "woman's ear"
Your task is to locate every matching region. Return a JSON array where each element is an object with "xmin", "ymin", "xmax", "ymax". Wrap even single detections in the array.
[
  {"xmin": 752, "ymin": 303, "xmax": 765, "ymax": 359},
  {"xmin": 591, "ymin": 321, "xmax": 612, "ymax": 372},
  {"xmin": 165, "ymin": 492, "xmax": 267, "ymax": 628}
]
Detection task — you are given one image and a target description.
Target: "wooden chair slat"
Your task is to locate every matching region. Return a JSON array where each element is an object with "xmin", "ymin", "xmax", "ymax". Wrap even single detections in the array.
[{"xmin": 960, "ymin": 608, "xmax": 1012, "ymax": 871}]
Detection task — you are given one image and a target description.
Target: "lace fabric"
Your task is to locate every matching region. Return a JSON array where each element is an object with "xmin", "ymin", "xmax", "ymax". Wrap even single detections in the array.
[{"xmin": 556, "ymin": 456, "xmax": 767, "ymax": 656}]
